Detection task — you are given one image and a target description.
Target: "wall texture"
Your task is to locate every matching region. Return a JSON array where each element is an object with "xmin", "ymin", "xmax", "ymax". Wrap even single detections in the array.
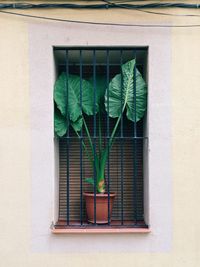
[{"xmin": 0, "ymin": 4, "xmax": 200, "ymax": 267}]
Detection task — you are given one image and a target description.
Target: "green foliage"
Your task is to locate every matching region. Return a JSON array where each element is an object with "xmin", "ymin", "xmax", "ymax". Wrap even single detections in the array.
[
  {"xmin": 54, "ymin": 59, "xmax": 147, "ymax": 193},
  {"xmin": 85, "ymin": 178, "xmax": 94, "ymax": 186},
  {"xmin": 105, "ymin": 59, "xmax": 147, "ymax": 122},
  {"xmin": 71, "ymin": 116, "xmax": 83, "ymax": 132},
  {"xmin": 54, "ymin": 105, "xmax": 68, "ymax": 137},
  {"xmin": 89, "ymin": 76, "xmax": 106, "ymax": 112},
  {"xmin": 54, "ymin": 73, "xmax": 95, "ymax": 136},
  {"xmin": 54, "ymin": 73, "xmax": 94, "ymax": 118}
]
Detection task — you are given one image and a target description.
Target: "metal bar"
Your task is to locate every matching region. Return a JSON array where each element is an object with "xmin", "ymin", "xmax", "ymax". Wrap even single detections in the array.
[
  {"xmin": 93, "ymin": 49, "xmax": 97, "ymax": 225},
  {"xmin": 54, "ymin": 47, "xmax": 148, "ymax": 51},
  {"xmin": 58, "ymin": 63, "xmax": 144, "ymax": 67},
  {"xmin": 65, "ymin": 49, "xmax": 70, "ymax": 225},
  {"xmin": 133, "ymin": 50, "xmax": 138, "ymax": 222},
  {"xmin": 79, "ymin": 49, "xmax": 83, "ymax": 225},
  {"xmin": 61, "ymin": 136, "xmax": 148, "ymax": 140},
  {"xmin": 106, "ymin": 49, "xmax": 110, "ymax": 225},
  {"xmin": 120, "ymin": 49, "xmax": 124, "ymax": 225}
]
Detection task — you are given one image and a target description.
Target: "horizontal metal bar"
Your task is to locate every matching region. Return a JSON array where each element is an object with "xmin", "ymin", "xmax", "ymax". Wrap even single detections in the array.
[
  {"xmin": 58, "ymin": 136, "xmax": 148, "ymax": 140},
  {"xmin": 58, "ymin": 63, "xmax": 144, "ymax": 67},
  {"xmin": 54, "ymin": 47, "xmax": 148, "ymax": 51}
]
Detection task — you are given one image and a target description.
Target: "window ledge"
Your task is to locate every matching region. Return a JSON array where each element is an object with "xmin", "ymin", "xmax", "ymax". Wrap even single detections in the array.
[{"xmin": 52, "ymin": 228, "xmax": 151, "ymax": 234}]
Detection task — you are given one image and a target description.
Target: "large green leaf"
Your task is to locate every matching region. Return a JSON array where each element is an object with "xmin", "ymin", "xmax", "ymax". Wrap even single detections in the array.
[
  {"xmin": 54, "ymin": 73, "xmax": 94, "ymax": 122},
  {"xmin": 105, "ymin": 59, "xmax": 147, "ymax": 122},
  {"xmin": 54, "ymin": 104, "xmax": 83, "ymax": 136},
  {"xmin": 88, "ymin": 76, "xmax": 106, "ymax": 111},
  {"xmin": 71, "ymin": 116, "xmax": 83, "ymax": 132},
  {"xmin": 54, "ymin": 105, "xmax": 68, "ymax": 137}
]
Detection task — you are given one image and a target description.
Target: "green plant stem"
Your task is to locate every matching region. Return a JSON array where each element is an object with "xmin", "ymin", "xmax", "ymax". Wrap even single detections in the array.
[
  {"xmin": 99, "ymin": 103, "xmax": 126, "ymax": 178},
  {"xmin": 108, "ymin": 103, "xmax": 126, "ymax": 150},
  {"xmin": 98, "ymin": 112, "xmax": 102, "ymax": 161},
  {"xmin": 74, "ymin": 130, "xmax": 93, "ymax": 165},
  {"xmin": 82, "ymin": 117, "xmax": 100, "ymax": 183},
  {"xmin": 83, "ymin": 117, "xmax": 94, "ymax": 157}
]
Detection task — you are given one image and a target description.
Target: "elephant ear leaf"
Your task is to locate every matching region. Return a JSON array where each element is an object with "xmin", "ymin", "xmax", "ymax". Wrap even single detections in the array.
[
  {"xmin": 71, "ymin": 116, "xmax": 83, "ymax": 132},
  {"xmin": 105, "ymin": 59, "xmax": 147, "ymax": 122},
  {"xmin": 88, "ymin": 76, "xmax": 106, "ymax": 112},
  {"xmin": 54, "ymin": 73, "xmax": 94, "ymax": 123},
  {"xmin": 54, "ymin": 104, "xmax": 68, "ymax": 137}
]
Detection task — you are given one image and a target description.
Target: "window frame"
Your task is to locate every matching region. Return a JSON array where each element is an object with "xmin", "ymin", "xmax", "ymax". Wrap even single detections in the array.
[
  {"xmin": 54, "ymin": 47, "xmax": 148, "ymax": 230},
  {"xmin": 29, "ymin": 22, "xmax": 172, "ymax": 252}
]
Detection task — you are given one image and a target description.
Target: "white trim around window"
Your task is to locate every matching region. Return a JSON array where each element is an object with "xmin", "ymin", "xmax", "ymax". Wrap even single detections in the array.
[{"xmin": 29, "ymin": 21, "xmax": 172, "ymax": 252}]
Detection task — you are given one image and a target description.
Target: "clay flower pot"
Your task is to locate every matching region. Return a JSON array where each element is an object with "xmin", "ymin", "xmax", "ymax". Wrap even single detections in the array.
[{"xmin": 84, "ymin": 192, "xmax": 116, "ymax": 224}]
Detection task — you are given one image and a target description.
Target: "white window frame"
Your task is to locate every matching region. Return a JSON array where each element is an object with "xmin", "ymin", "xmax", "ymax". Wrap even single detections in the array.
[{"xmin": 29, "ymin": 22, "xmax": 172, "ymax": 252}]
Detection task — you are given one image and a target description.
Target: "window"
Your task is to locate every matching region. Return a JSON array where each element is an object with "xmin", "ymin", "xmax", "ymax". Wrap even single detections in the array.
[
  {"xmin": 30, "ymin": 24, "xmax": 172, "ymax": 248},
  {"xmin": 53, "ymin": 47, "xmax": 148, "ymax": 231}
]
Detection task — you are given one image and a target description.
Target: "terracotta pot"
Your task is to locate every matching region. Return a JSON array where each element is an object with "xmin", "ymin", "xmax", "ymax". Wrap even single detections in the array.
[{"xmin": 83, "ymin": 192, "xmax": 116, "ymax": 224}]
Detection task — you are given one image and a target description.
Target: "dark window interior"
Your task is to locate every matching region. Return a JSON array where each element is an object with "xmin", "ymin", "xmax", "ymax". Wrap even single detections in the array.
[{"xmin": 54, "ymin": 48, "xmax": 148, "ymax": 229}]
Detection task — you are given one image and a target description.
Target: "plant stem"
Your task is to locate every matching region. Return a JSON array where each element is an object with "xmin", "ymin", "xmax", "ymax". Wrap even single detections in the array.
[
  {"xmin": 100, "ymin": 103, "xmax": 126, "ymax": 177},
  {"xmin": 82, "ymin": 117, "xmax": 100, "ymax": 186},
  {"xmin": 74, "ymin": 130, "xmax": 93, "ymax": 165},
  {"xmin": 98, "ymin": 112, "xmax": 102, "ymax": 161},
  {"xmin": 108, "ymin": 103, "xmax": 126, "ymax": 150},
  {"xmin": 83, "ymin": 117, "xmax": 95, "ymax": 158}
]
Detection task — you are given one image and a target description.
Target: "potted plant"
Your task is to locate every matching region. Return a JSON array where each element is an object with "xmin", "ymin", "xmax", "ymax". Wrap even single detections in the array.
[{"xmin": 54, "ymin": 59, "xmax": 147, "ymax": 224}]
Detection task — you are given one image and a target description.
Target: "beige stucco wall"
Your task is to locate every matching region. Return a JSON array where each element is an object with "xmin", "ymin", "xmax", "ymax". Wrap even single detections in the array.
[{"xmin": 0, "ymin": 4, "xmax": 200, "ymax": 267}]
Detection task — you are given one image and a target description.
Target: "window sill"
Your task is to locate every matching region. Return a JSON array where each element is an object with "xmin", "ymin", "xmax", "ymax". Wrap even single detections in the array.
[
  {"xmin": 52, "ymin": 221, "xmax": 150, "ymax": 234},
  {"xmin": 52, "ymin": 228, "xmax": 150, "ymax": 234}
]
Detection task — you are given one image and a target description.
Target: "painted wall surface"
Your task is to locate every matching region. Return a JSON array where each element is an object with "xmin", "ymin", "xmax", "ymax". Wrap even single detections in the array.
[{"xmin": 0, "ymin": 4, "xmax": 200, "ymax": 267}]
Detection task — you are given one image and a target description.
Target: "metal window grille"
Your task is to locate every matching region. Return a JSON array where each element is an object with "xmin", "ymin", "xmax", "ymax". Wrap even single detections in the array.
[{"xmin": 54, "ymin": 47, "xmax": 148, "ymax": 229}]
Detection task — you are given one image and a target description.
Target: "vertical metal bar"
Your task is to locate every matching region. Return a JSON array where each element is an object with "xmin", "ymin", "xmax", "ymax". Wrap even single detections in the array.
[
  {"xmin": 66, "ymin": 49, "xmax": 70, "ymax": 225},
  {"xmin": 80, "ymin": 50, "xmax": 83, "ymax": 225},
  {"xmin": 106, "ymin": 49, "xmax": 110, "ymax": 225},
  {"xmin": 120, "ymin": 50, "xmax": 124, "ymax": 225},
  {"xmin": 93, "ymin": 49, "xmax": 97, "ymax": 224},
  {"xmin": 133, "ymin": 50, "xmax": 138, "ymax": 223}
]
